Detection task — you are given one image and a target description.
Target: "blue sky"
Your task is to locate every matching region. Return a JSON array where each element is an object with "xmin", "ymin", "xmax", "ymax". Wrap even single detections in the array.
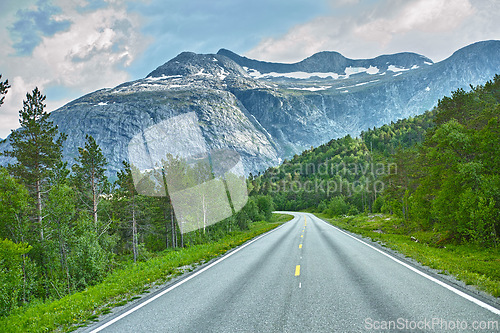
[{"xmin": 0, "ymin": 0, "xmax": 499, "ymax": 137}]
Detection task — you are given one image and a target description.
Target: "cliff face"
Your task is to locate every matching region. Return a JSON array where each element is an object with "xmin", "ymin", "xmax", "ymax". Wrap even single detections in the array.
[{"xmin": 1, "ymin": 41, "xmax": 499, "ymax": 177}]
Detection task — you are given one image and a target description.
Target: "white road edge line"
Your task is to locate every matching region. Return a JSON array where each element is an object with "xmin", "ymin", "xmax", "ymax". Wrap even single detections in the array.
[
  {"xmin": 89, "ymin": 219, "xmax": 293, "ymax": 333},
  {"xmin": 309, "ymin": 213, "xmax": 500, "ymax": 316}
]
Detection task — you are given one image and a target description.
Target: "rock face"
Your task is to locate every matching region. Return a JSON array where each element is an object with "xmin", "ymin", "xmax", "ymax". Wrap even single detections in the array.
[{"xmin": 1, "ymin": 40, "xmax": 499, "ymax": 177}]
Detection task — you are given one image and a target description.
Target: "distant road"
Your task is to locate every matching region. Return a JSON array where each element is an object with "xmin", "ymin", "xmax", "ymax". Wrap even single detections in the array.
[{"xmin": 86, "ymin": 212, "xmax": 499, "ymax": 332}]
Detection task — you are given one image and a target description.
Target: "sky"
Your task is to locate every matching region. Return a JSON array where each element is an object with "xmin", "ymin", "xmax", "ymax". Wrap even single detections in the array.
[{"xmin": 0, "ymin": 0, "xmax": 499, "ymax": 138}]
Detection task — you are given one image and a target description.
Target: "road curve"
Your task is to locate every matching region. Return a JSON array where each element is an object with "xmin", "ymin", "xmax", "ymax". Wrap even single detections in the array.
[{"xmin": 85, "ymin": 212, "xmax": 499, "ymax": 333}]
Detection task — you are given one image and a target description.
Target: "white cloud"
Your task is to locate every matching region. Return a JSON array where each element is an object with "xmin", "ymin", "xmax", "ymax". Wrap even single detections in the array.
[
  {"xmin": 32, "ymin": 6, "xmax": 147, "ymax": 90},
  {"xmin": 246, "ymin": 0, "xmax": 498, "ymax": 63},
  {"xmin": 0, "ymin": 2, "xmax": 150, "ymax": 137},
  {"xmin": 0, "ymin": 76, "xmax": 44, "ymax": 138},
  {"xmin": 354, "ymin": 0, "xmax": 474, "ymax": 45}
]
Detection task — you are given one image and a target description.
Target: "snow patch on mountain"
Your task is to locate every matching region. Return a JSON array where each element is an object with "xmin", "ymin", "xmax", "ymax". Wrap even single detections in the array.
[
  {"xmin": 290, "ymin": 86, "xmax": 332, "ymax": 91},
  {"xmin": 388, "ymin": 65, "xmax": 410, "ymax": 72}
]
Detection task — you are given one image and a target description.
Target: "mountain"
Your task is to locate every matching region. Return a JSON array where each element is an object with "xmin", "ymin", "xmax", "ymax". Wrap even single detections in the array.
[
  {"xmin": 1, "ymin": 40, "xmax": 499, "ymax": 177},
  {"xmin": 217, "ymin": 48, "xmax": 433, "ymax": 75}
]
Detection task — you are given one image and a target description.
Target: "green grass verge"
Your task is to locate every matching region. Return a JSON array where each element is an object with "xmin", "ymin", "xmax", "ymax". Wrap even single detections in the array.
[
  {"xmin": 315, "ymin": 213, "xmax": 500, "ymax": 298},
  {"xmin": 0, "ymin": 214, "xmax": 293, "ymax": 333}
]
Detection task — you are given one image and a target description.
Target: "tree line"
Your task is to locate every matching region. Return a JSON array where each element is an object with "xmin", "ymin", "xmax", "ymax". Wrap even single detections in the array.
[{"xmin": 0, "ymin": 78, "xmax": 274, "ymax": 316}]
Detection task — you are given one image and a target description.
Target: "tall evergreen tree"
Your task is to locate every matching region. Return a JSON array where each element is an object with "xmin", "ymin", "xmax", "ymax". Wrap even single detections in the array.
[
  {"xmin": 71, "ymin": 135, "xmax": 109, "ymax": 231},
  {"xmin": 3, "ymin": 87, "xmax": 66, "ymax": 297}
]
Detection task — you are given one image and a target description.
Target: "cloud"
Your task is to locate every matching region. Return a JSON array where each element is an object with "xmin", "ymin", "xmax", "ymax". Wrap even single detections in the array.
[
  {"xmin": 0, "ymin": 76, "xmax": 40, "ymax": 138},
  {"xmin": 125, "ymin": 0, "xmax": 329, "ymax": 77},
  {"xmin": 0, "ymin": 1, "xmax": 150, "ymax": 137},
  {"xmin": 246, "ymin": 0, "xmax": 497, "ymax": 63},
  {"xmin": 8, "ymin": 0, "xmax": 72, "ymax": 55},
  {"xmin": 353, "ymin": 0, "xmax": 474, "ymax": 46}
]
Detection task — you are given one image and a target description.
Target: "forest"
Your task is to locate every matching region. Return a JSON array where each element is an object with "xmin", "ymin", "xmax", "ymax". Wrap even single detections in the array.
[{"xmin": 0, "ymin": 75, "xmax": 274, "ymax": 317}]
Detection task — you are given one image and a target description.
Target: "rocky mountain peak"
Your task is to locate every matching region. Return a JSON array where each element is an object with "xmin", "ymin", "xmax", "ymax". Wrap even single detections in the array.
[
  {"xmin": 444, "ymin": 40, "xmax": 500, "ymax": 62},
  {"xmin": 147, "ymin": 51, "xmax": 248, "ymax": 79}
]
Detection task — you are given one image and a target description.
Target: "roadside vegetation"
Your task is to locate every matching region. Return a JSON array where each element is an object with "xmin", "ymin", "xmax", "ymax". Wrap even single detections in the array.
[
  {"xmin": 316, "ymin": 213, "xmax": 500, "ymax": 298},
  {"xmin": 0, "ymin": 214, "xmax": 291, "ymax": 332}
]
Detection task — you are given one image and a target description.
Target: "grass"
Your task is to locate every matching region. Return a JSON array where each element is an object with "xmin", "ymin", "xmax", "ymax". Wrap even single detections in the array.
[
  {"xmin": 315, "ymin": 213, "xmax": 500, "ymax": 298},
  {"xmin": 0, "ymin": 214, "xmax": 293, "ymax": 333}
]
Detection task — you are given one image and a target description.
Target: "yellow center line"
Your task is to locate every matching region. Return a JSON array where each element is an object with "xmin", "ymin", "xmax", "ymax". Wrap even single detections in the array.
[
  {"xmin": 299, "ymin": 244, "xmax": 302, "ymax": 249},
  {"xmin": 295, "ymin": 265, "xmax": 301, "ymax": 276},
  {"xmin": 300, "ymin": 235, "xmax": 303, "ymax": 238}
]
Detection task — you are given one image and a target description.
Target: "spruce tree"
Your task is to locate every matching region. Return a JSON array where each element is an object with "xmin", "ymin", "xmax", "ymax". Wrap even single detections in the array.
[
  {"xmin": 3, "ymin": 87, "xmax": 66, "ymax": 297},
  {"xmin": 4, "ymin": 87, "xmax": 66, "ymax": 242}
]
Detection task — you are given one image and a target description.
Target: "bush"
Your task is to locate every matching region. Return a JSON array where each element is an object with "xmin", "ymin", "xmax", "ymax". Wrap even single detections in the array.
[{"xmin": 327, "ymin": 196, "xmax": 349, "ymax": 216}]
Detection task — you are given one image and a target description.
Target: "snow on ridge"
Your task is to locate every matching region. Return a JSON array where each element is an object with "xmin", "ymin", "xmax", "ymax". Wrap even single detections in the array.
[
  {"xmin": 217, "ymin": 68, "xmax": 228, "ymax": 80},
  {"xmin": 169, "ymin": 84, "xmax": 192, "ymax": 89},
  {"xmin": 246, "ymin": 68, "xmax": 262, "ymax": 77},
  {"xmin": 425, "ymin": 86, "xmax": 431, "ymax": 91},
  {"xmin": 387, "ymin": 65, "xmax": 409, "ymax": 72},
  {"xmin": 393, "ymin": 72, "xmax": 403, "ymax": 77},
  {"xmin": 250, "ymin": 71, "xmax": 340, "ymax": 80},
  {"xmin": 366, "ymin": 66, "xmax": 379, "ymax": 74},
  {"xmin": 97, "ymin": 102, "xmax": 108, "ymax": 106},
  {"xmin": 194, "ymin": 68, "xmax": 207, "ymax": 76},
  {"xmin": 246, "ymin": 66, "xmax": 380, "ymax": 80},
  {"xmin": 345, "ymin": 66, "xmax": 379, "ymax": 76},
  {"xmin": 336, "ymin": 79, "xmax": 380, "ymax": 90},
  {"xmin": 355, "ymin": 79, "xmax": 380, "ymax": 86},
  {"xmin": 290, "ymin": 86, "xmax": 332, "ymax": 91},
  {"xmin": 424, "ymin": 62, "xmax": 433, "ymax": 65},
  {"xmin": 146, "ymin": 75, "xmax": 183, "ymax": 80}
]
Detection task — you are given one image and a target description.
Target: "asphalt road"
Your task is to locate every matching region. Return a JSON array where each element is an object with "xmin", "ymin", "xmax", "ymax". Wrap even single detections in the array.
[{"xmin": 86, "ymin": 212, "xmax": 500, "ymax": 332}]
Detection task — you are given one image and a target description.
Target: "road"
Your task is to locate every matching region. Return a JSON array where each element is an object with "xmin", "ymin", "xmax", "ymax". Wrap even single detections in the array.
[{"xmin": 86, "ymin": 212, "xmax": 500, "ymax": 332}]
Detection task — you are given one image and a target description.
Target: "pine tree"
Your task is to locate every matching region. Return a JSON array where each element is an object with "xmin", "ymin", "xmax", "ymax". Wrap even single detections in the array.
[
  {"xmin": 3, "ymin": 87, "xmax": 66, "ymax": 297},
  {"xmin": 71, "ymin": 135, "xmax": 109, "ymax": 231}
]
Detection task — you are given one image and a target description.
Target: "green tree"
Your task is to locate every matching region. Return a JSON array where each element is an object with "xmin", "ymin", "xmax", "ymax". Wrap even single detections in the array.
[
  {"xmin": 0, "ymin": 239, "xmax": 31, "ymax": 316},
  {"xmin": 0, "ymin": 168, "xmax": 30, "ymax": 242},
  {"xmin": 69, "ymin": 218, "xmax": 107, "ymax": 290},
  {"xmin": 4, "ymin": 88, "xmax": 66, "ymax": 236},
  {"xmin": 326, "ymin": 195, "xmax": 349, "ymax": 217},
  {"xmin": 71, "ymin": 135, "xmax": 109, "ymax": 231},
  {"xmin": 115, "ymin": 161, "xmax": 140, "ymax": 262},
  {"xmin": 44, "ymin": 183, "xmax": 77, "ymax": 294},
  {"xmin": 3, "ymin": 88, "xmax": 66, "ymax": 296}
]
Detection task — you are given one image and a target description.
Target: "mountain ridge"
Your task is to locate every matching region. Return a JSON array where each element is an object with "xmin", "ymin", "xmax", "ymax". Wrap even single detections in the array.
[
  {"xmin": 1, "ymin": 40, "xmax": 499, "ymax": 178},
  {"xmin": 217, "ymin": 48, "xmax": 433, "ymax": 75}
]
